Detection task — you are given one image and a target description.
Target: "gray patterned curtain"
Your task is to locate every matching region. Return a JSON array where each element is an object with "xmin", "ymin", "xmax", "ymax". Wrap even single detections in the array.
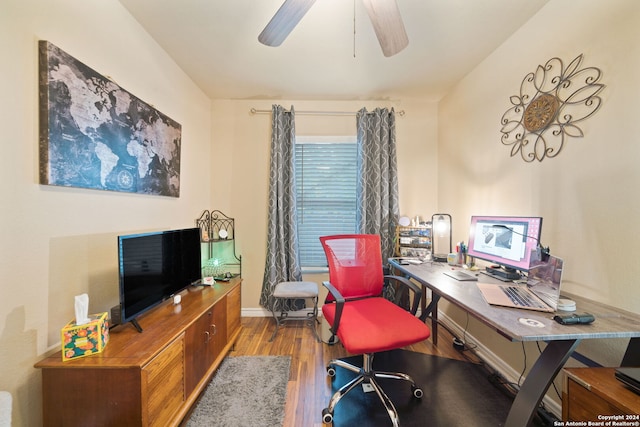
[
  {"xmin": 356, "ymin": 107, "xmax": 400, "ymax": 263},
  {"xmin": 259, "ymin": 105, "xmax": 303, "ymax": 310}
]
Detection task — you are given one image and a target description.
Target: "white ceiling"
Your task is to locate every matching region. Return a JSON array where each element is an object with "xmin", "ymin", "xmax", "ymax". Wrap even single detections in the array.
[{"xmin": 118, "ymin": 0, "xmax": 549, "ymax": 101}]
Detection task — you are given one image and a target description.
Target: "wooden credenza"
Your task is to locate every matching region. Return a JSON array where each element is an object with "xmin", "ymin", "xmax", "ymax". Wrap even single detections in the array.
[
  {"xmin": 563, "ymin": 367, "xmax": 640, "ymax": 422},
  {"xmin": 35, "ymin": 278, "xmax": 242, "ymax": 427}
]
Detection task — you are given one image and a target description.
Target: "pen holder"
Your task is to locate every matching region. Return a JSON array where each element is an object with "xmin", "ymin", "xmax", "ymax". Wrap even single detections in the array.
[{"xmin": 447, "ymin": 253, "xmax": 458, "ymax": 265}]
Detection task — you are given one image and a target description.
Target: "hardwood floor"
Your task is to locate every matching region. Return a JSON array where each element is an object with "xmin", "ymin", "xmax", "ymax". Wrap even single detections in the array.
[{"xmin": 230, "ymin": 316, "xmax": 481, "ymax": 427}]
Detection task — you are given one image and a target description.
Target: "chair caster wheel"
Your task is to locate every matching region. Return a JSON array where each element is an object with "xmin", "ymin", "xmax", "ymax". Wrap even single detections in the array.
[
  {"xmin": 326, "ymin": 366, "xmax": 336, "ymax": 377},
  {"xmin": 322, "ymin": 407, "xmax": 333, "ymax": 424},
  {"xmin": 413, "ymin": 386, "xmax": 423, "ymax": 399}
]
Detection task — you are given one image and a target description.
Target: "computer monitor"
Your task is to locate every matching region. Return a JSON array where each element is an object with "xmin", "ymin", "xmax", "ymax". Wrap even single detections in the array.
[{"xmin": 467, "ymin": 215, "xmax": 543, "ymax": 280}]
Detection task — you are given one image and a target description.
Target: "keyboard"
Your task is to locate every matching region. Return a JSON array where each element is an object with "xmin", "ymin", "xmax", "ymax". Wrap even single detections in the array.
[
  {"xmin": 502, "ymin": 286, "xmax": 546, "ymax": 309},
  {"xmin": 443, "ymin": 270, "xmax": 478, "ymax": 281}
]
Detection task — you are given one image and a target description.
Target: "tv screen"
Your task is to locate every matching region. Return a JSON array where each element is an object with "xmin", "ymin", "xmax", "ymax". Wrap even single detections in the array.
[
  {"xmin": 118, "ymin": 227, "xmax": 201, "ymax": 331},
  {"xmin": 467, "ymin": 216, "xmax": 543, "ymax": 274}
]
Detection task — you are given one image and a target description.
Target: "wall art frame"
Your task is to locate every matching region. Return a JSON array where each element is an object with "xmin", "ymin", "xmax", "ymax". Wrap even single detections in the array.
[
  {"xmin": 500, "ymin": 54, "xmax": 605, "ymax": 162},
  {"xmin": 38, "ymin": 40, "xmax": 182, "ymax": 197}
]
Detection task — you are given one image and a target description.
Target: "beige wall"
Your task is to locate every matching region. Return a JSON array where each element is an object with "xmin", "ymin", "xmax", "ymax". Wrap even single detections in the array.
[
  {"xmin": 211, "ymin": 99, "xmax": 439, "ymax": 310},
  {"xmin": 0, "ymin": 1, "xmax": 213, "ymax": 425},
  {"xmin": 437, "ymin": 0, "xmax": 640, "ymax": 407}
]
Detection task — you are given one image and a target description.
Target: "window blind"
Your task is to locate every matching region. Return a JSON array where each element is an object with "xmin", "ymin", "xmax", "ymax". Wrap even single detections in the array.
[{"xmin": 295, "ymin": 141, "xmax": 357, "ymax": 267}]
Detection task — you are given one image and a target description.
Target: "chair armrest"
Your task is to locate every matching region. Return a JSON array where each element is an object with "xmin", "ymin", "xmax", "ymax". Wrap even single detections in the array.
[
  {"xmin": 384, "ymin": 275, "xmax": 423, "ymax": 315},
  {"xmin": 322, "ymin": 280, "xmax": 345, "ymax": 336}
]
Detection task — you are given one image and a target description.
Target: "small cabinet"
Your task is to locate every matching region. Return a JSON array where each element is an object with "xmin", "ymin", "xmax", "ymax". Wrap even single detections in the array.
[
  {"xmin": 563, "ymin": 367, "xmax": 640, "ymax": 422},
  {"xmin": 395, "ymin": 225, "xmax": 432, "ymax": 258}
]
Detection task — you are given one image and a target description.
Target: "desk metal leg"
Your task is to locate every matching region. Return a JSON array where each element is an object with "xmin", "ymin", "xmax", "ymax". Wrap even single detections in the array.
[
  {"xmin": 419, "ymin": 292, "xmax": 439, "ymax": 322},
  {"xmin": 505, "ymin": 339, "xmax": 580, "ymax": 427},
  {"xmin": 394, "ymin": 268, "xmax": 441, "ymax": 346},
  {"xmin": 419, "ymin": 291, "xmax": 440, "ymax": 345},
  {"xmin": 622, "ymin": 337, "xmax": 640, "ymax": 366}
]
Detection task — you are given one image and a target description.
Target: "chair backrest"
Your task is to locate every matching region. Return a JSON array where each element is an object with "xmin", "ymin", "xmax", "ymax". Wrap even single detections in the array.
[{"xmin": 320, "ymin": 234, "xmax": 384, "ymax": 299}]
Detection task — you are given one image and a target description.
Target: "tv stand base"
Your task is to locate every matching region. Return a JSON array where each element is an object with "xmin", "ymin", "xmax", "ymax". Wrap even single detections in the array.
[{"xmin": 131, "ymin": 318, "xmax": 143, "ymax": 333}]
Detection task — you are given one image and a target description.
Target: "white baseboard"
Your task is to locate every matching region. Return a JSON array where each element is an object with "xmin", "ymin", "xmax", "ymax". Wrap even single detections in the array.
[{"xmin": 242, "ymin": 308, "xmax": 271, "ymax": 317}]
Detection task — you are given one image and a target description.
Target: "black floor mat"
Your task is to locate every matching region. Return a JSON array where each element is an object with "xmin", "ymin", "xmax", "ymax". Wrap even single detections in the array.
[{"xmin": 328, "ymin": 349, "xmax": 514, "ymax": 427}]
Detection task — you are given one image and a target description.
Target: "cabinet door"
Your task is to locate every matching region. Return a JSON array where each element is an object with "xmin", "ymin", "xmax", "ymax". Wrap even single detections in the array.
[
  {"xmin": 226, "ymin": 284, "xmax": 241, "ymax": 341},
  {"xmin": 41, "ymin": 367, "xmax": 141, "ymax": 426},
  {"xmin": 210, "ymin": 296, "xmax": 227, "ymax": 363},
  {"xmin": 142, "ymin": 334, "xmax": 185, "ymax": 427},
  {"xmin": 565, "ymin": 374, "xmax": 633, "ymax": 421},
  {"xmin": 184, "ymin": 309, "xmax": 214, "ymax": 395}
]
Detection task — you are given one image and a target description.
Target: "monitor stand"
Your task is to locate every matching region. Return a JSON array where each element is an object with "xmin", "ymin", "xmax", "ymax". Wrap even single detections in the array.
[{"xmin": 484, "ymin": 266, "xmax": 521, "ymax": 281}]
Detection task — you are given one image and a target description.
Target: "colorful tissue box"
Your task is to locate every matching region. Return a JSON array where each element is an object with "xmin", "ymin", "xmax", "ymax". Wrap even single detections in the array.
[{"xmin": 61, "ymin": 312, "xmax": 109, "ymax": 361}]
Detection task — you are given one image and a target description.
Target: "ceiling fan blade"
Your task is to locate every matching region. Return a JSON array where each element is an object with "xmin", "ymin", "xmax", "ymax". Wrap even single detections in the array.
[
  {"xmin": 361, "ymin": 0, "xmax": 409, "ymax": 57},
  {"xmin": 258, "ymin": 0, "xmax": 317, "ymax": 47}
]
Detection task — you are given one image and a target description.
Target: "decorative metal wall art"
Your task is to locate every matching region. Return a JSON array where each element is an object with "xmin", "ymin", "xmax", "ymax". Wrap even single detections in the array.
[{"xmin": 500, "ymin": 54, "xmax": 605, "ymax": 162}]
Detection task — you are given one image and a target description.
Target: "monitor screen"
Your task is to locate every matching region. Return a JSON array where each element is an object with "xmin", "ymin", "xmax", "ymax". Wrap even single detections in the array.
[{"xmin": 467, "ymin": 216, "xmax": 542, "ymax": 272}]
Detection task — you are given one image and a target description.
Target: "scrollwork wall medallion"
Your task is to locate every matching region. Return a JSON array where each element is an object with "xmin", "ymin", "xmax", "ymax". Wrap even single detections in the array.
[{"xmin": 500, "ymin": 54, "xmax": 605, "ymax": 162}]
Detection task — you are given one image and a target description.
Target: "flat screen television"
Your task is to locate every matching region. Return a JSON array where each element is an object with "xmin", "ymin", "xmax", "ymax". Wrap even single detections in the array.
[
  {"xmin": 467, "ymin": 215, "xmax": 543, "ymax": 281},
  {"xmin": 118, "ymin": 227, "xmax": 202, "ymax": 332}
]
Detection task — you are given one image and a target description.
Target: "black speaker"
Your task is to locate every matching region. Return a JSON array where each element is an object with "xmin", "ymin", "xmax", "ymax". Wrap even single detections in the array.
[{"xmin": 110, "ymin": 304, "xmax": 122, "ymax": 326}]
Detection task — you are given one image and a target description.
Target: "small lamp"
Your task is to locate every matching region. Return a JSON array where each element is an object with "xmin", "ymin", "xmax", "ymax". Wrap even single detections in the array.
[
  {"xmin": 204, "ymin": 257, "xmax": 224, "ymax": 278},
  {"xmin": 431, "ymin": 213, "xmax": 452, "ymax": 262}
]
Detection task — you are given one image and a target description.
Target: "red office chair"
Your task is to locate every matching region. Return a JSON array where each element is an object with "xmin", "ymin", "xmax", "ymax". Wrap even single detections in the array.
[{"xmin": 320, "ymin": 234, "xmax": 431, "ymax": 426}]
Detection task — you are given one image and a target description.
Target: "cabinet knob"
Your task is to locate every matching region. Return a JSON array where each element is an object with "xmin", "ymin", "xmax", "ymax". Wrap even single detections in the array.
[
  {"xmin": 204, "ymin": 331, "xmax": 210, "ymax": 343},
  {"xmin": 210, "ymin": 324, "xmax": 217, "ymax": 335}
]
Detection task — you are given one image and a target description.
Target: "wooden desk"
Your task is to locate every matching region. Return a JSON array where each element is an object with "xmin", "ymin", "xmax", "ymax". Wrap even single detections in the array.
[
  {"xmin": 388, "ymin": 259, "xmax": 640, "ymax": 427},
  {"xmin": 563, "ymin": 367, "xmax": 640, "ymax": 421}
]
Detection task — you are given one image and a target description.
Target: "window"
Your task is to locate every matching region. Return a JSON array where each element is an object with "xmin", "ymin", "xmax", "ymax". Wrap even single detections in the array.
[{"xmin": 295, "ymin": 136, "xmax": 357, "ymax": 268}]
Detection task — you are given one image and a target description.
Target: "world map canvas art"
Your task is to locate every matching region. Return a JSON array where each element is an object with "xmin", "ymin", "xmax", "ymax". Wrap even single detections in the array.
[{"xmin": 38, "ymin": 41, "xmax": 182, "ymax": 197}]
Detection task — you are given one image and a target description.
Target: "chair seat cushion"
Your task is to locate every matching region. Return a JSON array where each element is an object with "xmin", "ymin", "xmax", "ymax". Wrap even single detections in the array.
[
  {"xmin": 322, "ymin": 297, "xmax": 431, "ymax": 354},
  {"xmin": 273, "ymin": 281, "xmax": 319, "ymax": 298}
]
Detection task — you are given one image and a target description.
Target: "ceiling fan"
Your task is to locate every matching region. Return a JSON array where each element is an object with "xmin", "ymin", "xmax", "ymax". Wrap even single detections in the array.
[{"xmin": 258, "ymin": 0, "xmax": 409, "ymax": 57}]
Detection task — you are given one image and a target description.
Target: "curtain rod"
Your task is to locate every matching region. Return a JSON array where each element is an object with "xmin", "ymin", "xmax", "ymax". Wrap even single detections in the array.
[{"xmin": 249, "ymin": 108, "xmax": 405, "ymax": 117}]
